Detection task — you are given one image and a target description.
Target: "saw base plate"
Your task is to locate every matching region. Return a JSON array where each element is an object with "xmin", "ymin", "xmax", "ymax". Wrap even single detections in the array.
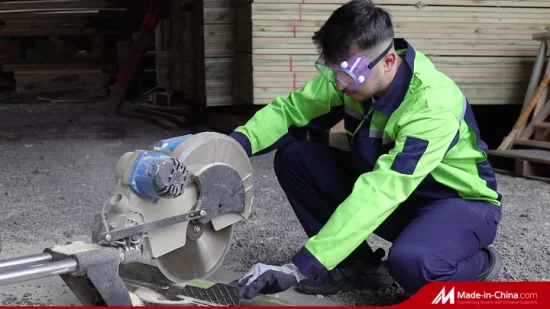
[
  {"xmin": 118, "ymin": 262, "xmax": 241, "ymax": 306},
  {"xmin": 126, "ymin": 281, "xmax": 241, "ymax": 306}
]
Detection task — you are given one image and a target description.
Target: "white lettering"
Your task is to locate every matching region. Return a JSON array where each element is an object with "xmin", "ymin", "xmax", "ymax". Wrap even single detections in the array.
[
  {"xmin": 457, "ymin": 291, "xmax": 482, "ymax": 299},
  {"xmin": 433, "ymin": 288, "xmax": 539, "ymax": 305}
]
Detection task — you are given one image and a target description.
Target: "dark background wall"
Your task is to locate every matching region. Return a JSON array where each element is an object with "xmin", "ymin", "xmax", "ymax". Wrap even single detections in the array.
[{"xmin": 472, "ymin": 104, "xmax": 521, "ymax": 150}]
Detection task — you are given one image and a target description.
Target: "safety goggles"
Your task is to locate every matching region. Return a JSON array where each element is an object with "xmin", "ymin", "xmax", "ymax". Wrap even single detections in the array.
[{"xmin": 314, "ymin": 41, "xmax": 394, "ymax": 91}]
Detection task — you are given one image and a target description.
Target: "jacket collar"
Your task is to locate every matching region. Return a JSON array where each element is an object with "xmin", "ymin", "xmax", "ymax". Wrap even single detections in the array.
[{"xmin": 368, "ymin": 38, "xmax": 415, "ymax": 118}]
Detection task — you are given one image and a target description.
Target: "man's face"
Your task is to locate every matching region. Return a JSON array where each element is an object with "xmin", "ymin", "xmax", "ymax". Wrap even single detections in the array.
[
  {"xmin": 334, "ymin": 63, "xmax": 384, "ymax": 102},
  {"xmin": 328, "ymin": 46, "xmax": 395, "ymax": 102}
]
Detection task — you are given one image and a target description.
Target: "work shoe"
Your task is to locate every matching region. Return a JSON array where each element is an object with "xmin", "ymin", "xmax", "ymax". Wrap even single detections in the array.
[
  {"xmin": 477, "ymin": 246, "xmax": 502, "ymax": 282},
  {"xmin": 295, "ymin": 248, "xmax": 395, "ymax": 296}
]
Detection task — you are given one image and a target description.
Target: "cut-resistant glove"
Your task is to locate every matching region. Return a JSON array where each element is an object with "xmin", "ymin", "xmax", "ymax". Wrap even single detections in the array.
[{"xmin": 230, "ymin": 263, "xmax": 307, "ymax": 299}]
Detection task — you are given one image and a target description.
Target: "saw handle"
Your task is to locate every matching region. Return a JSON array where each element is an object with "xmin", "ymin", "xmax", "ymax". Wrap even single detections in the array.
[{"xmin": 0, "ymin": 253, "xmax": 78, "ymax": 286}]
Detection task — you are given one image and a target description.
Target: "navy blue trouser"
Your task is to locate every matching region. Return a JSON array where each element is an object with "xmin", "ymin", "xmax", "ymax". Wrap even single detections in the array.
[{"xmin": 273, "ymin": 141, "xmax": 503, "ymax": 294}]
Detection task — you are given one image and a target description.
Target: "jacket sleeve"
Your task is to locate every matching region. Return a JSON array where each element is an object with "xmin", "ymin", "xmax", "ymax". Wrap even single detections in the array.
[
  {"xmin": 291, "ymin": 106, "xmax": 461, "ymax": 282},
  {"xmin": 229, "ymin": 75, "xmax": 345, "ymax": 157}
]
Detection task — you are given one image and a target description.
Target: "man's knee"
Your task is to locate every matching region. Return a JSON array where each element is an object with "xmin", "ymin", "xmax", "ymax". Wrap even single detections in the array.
[
  {"xmin": 386, "ymin": 243, "xmax": 457, "ymax": 294},
  {"xmin": 273, "ymin": 141, "xmax": 310, "ymax": 179}
]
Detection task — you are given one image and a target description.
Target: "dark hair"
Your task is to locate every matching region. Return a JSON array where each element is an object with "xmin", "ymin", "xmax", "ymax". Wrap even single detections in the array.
[{"xmin": 312, "ymin": 0, "xmax": 394, "ymax": 63}]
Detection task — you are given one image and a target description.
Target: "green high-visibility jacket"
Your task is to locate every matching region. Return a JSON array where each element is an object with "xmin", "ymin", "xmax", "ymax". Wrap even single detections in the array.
[{"xmin": 229, "ymin": 38, "xmax": 501, "ymax": 283}]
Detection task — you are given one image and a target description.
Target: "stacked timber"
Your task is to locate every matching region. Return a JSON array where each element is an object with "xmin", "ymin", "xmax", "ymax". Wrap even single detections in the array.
[
  {"xmin": 0, "ymin": 0, "xmax": 129, "ymax": 98},
  {"xmin": 201, "ymin": 0, "xmax": 236, "ymax": 106},
  {"xmin": 179, "ymin": 0, "xmax": 237, "ymax": 107},
  {"xmin": 235, "ymin": 0, "xmax": 550, "ymax": 106}
]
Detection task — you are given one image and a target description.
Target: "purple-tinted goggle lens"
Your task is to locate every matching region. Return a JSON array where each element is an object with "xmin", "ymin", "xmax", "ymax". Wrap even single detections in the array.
[
  {"xmin": 315, "ymin": 55, "xmax": 374, "ymax": 91},
  {"xmin": 314, "ymin": 41, "xmax": 394, "ymax": 91}
]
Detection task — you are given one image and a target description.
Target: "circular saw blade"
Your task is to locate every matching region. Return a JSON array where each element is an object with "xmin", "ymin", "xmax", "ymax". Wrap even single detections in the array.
[
  {"xmin": 156, "ymin": 223, "xmax": 234, "ymax": 283},
  {"xmin": 153, "ymin": 132, "xmax": 253, "ymax": 283}
]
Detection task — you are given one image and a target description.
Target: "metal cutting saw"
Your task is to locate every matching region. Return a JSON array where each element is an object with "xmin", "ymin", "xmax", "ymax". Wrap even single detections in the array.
[{"xmin": 0, "ymin": 132, "xmax": 254, "ymax": 306}]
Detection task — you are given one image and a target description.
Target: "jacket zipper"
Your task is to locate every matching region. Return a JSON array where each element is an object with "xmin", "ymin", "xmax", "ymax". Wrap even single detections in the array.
[{"xmin": 350, "ymin": 106, "xmax": 375, "ymax": 145}]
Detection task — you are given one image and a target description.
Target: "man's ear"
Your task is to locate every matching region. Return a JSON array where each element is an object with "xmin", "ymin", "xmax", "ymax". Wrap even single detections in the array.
[{"xmin": 383, "ymin": 52, "xmax": 398, "ymax": 72}]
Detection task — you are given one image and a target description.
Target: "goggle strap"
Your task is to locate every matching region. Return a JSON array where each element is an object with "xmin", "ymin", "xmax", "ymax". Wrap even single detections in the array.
[{"xmin": 367, "ymin": 41, "xmax": 394, "ymax": 70}]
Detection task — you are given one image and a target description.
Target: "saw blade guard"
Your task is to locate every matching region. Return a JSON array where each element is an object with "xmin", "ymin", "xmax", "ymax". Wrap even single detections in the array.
[{"xmin": 102, "ymin": 132, "xmax": 254, "ymax": 284}]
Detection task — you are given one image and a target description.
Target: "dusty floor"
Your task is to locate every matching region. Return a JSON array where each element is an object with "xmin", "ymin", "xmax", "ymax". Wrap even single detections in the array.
[{"xmin": 0, "ymin": 102, "xmax": 548, "ymax": 306}]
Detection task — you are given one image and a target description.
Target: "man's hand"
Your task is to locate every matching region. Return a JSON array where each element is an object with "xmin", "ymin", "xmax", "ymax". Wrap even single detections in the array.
[{"xmin": 230, "ymin": 263, "xmax": 307, "ymax": 299}]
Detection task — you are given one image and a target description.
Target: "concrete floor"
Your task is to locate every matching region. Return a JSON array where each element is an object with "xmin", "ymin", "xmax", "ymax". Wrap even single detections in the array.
[{"xmin": 0, "ymin": 101, "xmax": 548, "ymax": 306}]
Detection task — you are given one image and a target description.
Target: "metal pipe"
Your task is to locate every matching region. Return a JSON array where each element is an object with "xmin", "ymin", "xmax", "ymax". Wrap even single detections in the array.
[
  {"xmin": 0, "ymin": 253, "xmax": 53, "ymax": 271},
  {"xmin": 0, "ymin": 259, "xmax": 78, "ymax": 286}
]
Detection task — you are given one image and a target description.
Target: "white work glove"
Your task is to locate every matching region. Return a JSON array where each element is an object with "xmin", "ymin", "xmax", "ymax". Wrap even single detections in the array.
[{"xmin": 230, "ymin": 263, "xmax": 307, "ymax": 299}]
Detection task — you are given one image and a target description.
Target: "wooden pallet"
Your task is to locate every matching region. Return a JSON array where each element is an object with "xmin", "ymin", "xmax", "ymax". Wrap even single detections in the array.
[
  {"xmin": 491, "ymin": 29, "xmax": 550, "ymax": 182},
  {"xmin": 488, "ymin": 149, "xmax": 550, "ymax": 183}
]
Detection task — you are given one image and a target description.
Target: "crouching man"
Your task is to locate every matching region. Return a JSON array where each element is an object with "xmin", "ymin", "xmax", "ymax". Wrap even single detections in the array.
[{"xmin": 228, "ymin": 0, "xmax": 503, "ymax": 299}]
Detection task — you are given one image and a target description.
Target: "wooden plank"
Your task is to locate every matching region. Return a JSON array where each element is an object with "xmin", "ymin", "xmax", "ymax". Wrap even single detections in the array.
[
  {"xmin": 532, "ymin": 31, "xmax": 550, "ymax": 41},
  {"xmin": 205, "ymin": 95, "xmax": 242, "ymax": 106},
  {"xmin": 251, "ymin": 55, "xmax": 536, "ymax": 70},
  {"xmin": 0, "ymin": 8, "xmax": 125, "ymax": 15},
  {"xmin": 250, "ymin": 10, "xmax": 550, "ymax": 22},
  {"xmin": 252, "ymin": 37, "xmax": 540, "ymax": 47},
  {"xmin": 0, "ymin": 18, "xmax": 89, "ymax": 27},
  {"xmin": 252, "ymin": 18, "xmax": 549, "ymax": 29},
  {"xmin": 0, "ymin": 0, "xmax": 117, "ymax": 10},
  {"xmin": 204, "ymin": 0, "xmax": 234, "ymax": 8},
  {"xmin": 1, "ymin": 61, "xmax": 105, "ymax": 71},
  {"xmin": 254, "ymin": 30, "xmax": 542, "ymax": 41},
  {"xmin": 488, "ymin": 149, "xmax": 550, "ymax": 182},
  {"xmin": 249, "ymin": 72, "xmax": 531, "ymax": 84},
  {"xmin": 253, "ymin": 85, "xmax": 523, "ymax": 96},
  {"xmin": 0, "ymin": 28, "xmax": 97, "ymax": 36},
  {"xmin": 253, "ymin": 24, "xmax": 548, "ymax": 33},
  {"xmin": 251, "ymin": 15, "xmax": 549, "ymax": 24},
  {"xmin": 243, "ymin": 0, "xmax": 550, "ymax": 7},
  {"xmin": 252, "ymin": 92, "xmax": 524, "ymax": 105},
  {"xmin": 203, "ymin": 8, "xmax": 236, "ymax": 24},
  {"xmin": 0, "ymin": 11, "xmax": 123, "ymax": 20},
  {"xmin": 519, "ymin": 97, "xmax": 550, "ymax": 140},
  {"xmin": 251, "ymin": 47, "xmax": 538, "ymax": 57},
  {"xmin": 251, "ymin": 54, "xmax": 536, "ymax": 64},
  {"xmin": 252, "ymin": 3, "xmax": 550, "ymax": 13},
  {"xmin": 253, "ymin": 30, "xmax": 544, "ymax": 41},
  {"xmin": 250, "ymin": 69, "xmax": 532, "ymax": 79},
  {"xmin": 513, "ymin": 139, "xmax": 550, "ymax": 150},
  {"xmin": 489, "ymin": 148, "xmax": 550, "ymax": 164},
  {"xmin": 204, "ymin": 58, "xmax": 233, "ymax": 77},
  {"xmin": 249, "ymin": 39, "xmax": 541, "ymax": 58},
  {"xmin": 251, "ymin": 70, "xmax": 532, "ymax": 80}
]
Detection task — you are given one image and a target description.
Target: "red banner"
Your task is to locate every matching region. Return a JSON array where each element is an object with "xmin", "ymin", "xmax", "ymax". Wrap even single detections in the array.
[{"xmin": 401, "ymin": 282, "xmax": 548, "ymax": 307}]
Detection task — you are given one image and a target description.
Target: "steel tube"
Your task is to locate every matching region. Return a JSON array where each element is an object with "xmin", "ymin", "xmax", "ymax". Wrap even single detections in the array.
[
  {"xmin": 0, "ymin": 259, "xmax": 78, "ymax": 286},
  {"xmin": 0, "ymin": 253, "xmax": 53, "ymax": 271}
]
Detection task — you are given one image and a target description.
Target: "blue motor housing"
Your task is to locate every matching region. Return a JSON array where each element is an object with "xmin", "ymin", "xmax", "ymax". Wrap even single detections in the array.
[
  {"xmin": 129, "ymin": 138, "xmax": 190, "ymax": 200},
  {"xmin": 153, "ymin": 134, "xmax": 193, "ymax": 152}
]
